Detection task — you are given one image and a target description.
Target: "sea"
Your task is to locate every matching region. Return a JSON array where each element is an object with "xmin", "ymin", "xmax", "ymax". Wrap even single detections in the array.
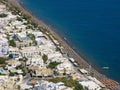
[{"xmin": 20, "ymin": 0, "xmax": 120, "ymax": 82}]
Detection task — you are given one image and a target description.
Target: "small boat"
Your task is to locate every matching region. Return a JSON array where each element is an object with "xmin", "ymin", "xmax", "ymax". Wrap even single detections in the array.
[
  {"xmin": 102, "ymin": 67, "xmax": 109, "ymax": 70},
  {"xmin": 64, "ymin": 37, "xmax": 67, "ymax": 40}
]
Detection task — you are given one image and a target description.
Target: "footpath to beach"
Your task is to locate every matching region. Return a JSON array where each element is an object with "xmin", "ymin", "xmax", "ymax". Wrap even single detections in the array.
[{"xmin": 6, "ymin": 0, "xmax": 120, "ymax": 89}]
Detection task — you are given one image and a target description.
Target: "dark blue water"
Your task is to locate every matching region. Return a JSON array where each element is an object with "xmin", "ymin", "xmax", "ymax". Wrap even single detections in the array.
[{"xmin": 20, "ymin": 0, "xmax": 120, "ymax": 82}]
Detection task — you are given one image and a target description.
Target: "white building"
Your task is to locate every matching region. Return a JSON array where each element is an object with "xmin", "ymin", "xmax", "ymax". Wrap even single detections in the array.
[
  {"xmin": 0, "ymin": 68, "xmax": 8, "ymax": 75},
  {"xmin": 48, "ymin": 51, "xmax": 63, "ymax": 60},
  {"xmin": 8, "ymin": 46, "xmax": 20, "ymax": 55},
  {"xmin": 38, "ymin": 41, "xmax": 56, "ymax": 56},
  {"xmin": 34, "ymin": 67, "xmax": 53, "ymax": 77},
  {"xmin": 0, "ymin": 4, "xmax": 6, "ymax": 13},
  {"xmin": 33, "ymin": 80, "xmax": 73, "ymax": 90},
  {"xmin": 79, "ymin": 80, "xmax": 101, "ymax": 90},
  {"xmin": 56, "ymin": 60, "xmax": 74, "ymax": 75},
  {"xmin": 0, "ymin": 75, "xmax": 23, "ymax": 90},
  {"xmin": 35, "ymin": 38, "xmax": 42, "ymax": 45},
  {"xmin": 6, "ymin": 59, "xmax": 21, "ymax": 70},
  {"xmin": 20, "ymin": 84, "xmax": 33, "ymax": 90},
  {"xmin": 27, "ymin": 31, "xmax": 45, "ymax": 45},
  {"xmin": 20, "ymin": 46, "xmax": 40, "ymax": 58},
  {"xmin": 26, "ymin": 55, "xmax": 44, "ymax": 68},
  {"xmin": 87, "ymin": 76, "xmax": 106, "ymax": 88},
  {"xmin": 0, "ymin": 34, "xmax": 9, "ymax": 55},
  {"xmin": 32, "ymin": 31, "xmax": 43, "ymax": 38}
]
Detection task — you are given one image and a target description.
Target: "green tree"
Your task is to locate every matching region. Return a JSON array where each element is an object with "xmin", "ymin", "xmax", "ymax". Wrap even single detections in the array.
[
  {"xmin": 0, "ymin": 13, "xmax": 7, "ymax": 18},
  {"xmin": 16, "ymin": 16, "xmax": 23, "ymax": 22},
  {"xmin": 34, "ymin": 41, "xmax": 37, "ymax": 46},
  {"xmin": 26, "ymin": 25, "xmax": 34, "ymax": 30},
  {"xmin": 25, "ymin": 89, "xmax": 29, "ymax": 90},
  {"xmin": 49, "ymin": 77, "xmax": 84, "ymax": 90},
  {"xmin": 9, "ymin": 39, "xmax": 16, "ymax": 47},
  {"xmin": 27, "ymin": 34, "xmax": 35, "ymax": 40},
  {"xmin": 74, "ymin": 84, "xmax": 84, "ymax": 90},
  {"xmin": 42, "ymin": 54, "xmax": 48, "ymax": 63},
  {"xmin": 0, "ymin": 57, "xmax": 7, "ymax": 64},
  {"xmin": 17, "ymin": 85, "xmax": 21, "ymax": 90},
  {"xmin": 48, "ymin": 61, "xmax": 61, "ymax": 69},
  {"xmin": 19, "ymin": 58, "xmax": 26, "ymax": 61},
  {"xmin": 22, "ymin": 69, "xmax": 26, "ymax": 76},
  {"xmin": 15, "ymin": 65, "xmax": 23, "ymax": 70},
  {"xmin": 9, "ymin": 72, "xmax": 15, "ymax": 76}
]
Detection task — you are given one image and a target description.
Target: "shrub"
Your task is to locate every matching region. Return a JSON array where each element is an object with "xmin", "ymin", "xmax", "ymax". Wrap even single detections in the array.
[
  {"xmin": 22, "ymin": 69, "xmax": 26, "ymax": 76},
  {"xmin": 16, "ymin": 16, "xmax": 23, "ymax": 22},
  {"xmin": 16, "ymin": 65, "xmax": 23, "ymax": 70},
  {"xmin": 49, "ymin": 77, "xmax": 84, "ymax": 90},
  {"xmin": 16, "ymin": 65, "xmax": 26, "ymax": 76},
  {"xmin": 0, "ymin": 73, "xmax": 5, "ymax": 75},
  {"xmin": 9, "ymin": 72, "xmax": 15, "ymax": 76},
  {"xmin": 17, "ymin": 85, "xmax": 21, "ymax": 90},
  {"xmin": 26, "ymin": 25, "xmax": 34, "ymax": 30},
  {"xmin": 48, "ymin": 61, "xmax": 61, "ymax": 69},
  {"xmin": 34, "ymin": 41, "xmax": 37, "ymax": 46},
  {"xmin": 19, "ymin": 58, "xmax": 24, "ymax": 61},
  {"xmin": 25, "ymin": 89, "xmax": 29, "ymax": 90},
  {"xmin": 42, "ymin": 54, "xmax": 48, "ymax": 63},
  {"xmin": 0, "ymin": 13, "xmax": 7, "ymax": 18},
  {"xmin": 27, "ymin": 34, "xmax": 35, "ymax": 40},
  {"xmin": 0, "ymin": 57, "xmax": 7, "ymax": 64},
  {"xmin": 9, "ymin": 39, "xmax": 16, "ymax": 47}
]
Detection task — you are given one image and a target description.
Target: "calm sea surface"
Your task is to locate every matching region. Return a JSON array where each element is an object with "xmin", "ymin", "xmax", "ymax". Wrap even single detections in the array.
[{"xmin": 20, "ymin": 0, "xmax": 120, "ymax": 82}]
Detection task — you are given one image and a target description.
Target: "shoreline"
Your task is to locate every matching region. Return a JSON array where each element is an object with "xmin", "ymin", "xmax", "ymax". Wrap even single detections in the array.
[
  {"xmin": 17, "ymin": 0, "xmax": 102, "ymax": 74},
  {"xmin": 5, "ymin": 0, "xmax": 120, "ymax": 89}
]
